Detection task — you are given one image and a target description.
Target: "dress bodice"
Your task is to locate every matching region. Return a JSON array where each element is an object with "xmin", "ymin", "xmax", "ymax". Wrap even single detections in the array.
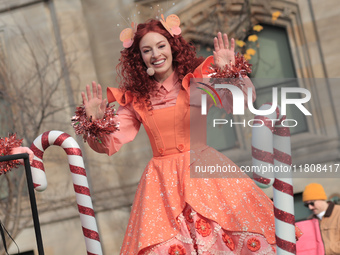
[
  {"xmin": 104, "ymin": 81, "xmax": 210, "ymax": 158},
  {"xmin": 140, "ymin": 88, "xmax": 190, "ymax": 157}
]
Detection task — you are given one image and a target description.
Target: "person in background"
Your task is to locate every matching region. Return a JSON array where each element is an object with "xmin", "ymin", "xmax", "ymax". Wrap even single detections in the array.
[{"xmin": 303, "ymin": 183, "xmax": 340, "ymax": 255}]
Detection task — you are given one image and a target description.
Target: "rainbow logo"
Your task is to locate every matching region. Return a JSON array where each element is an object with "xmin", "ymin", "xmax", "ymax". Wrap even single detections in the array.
[{"xmin": 197, "ymin": 82, "xmax": 223, "ymax": 107}]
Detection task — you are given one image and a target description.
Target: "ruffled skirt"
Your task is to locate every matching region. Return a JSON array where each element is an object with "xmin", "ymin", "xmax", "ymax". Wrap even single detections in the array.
[
  {"xmin": 143, "ymin": 204, "xmax": 276, "ymax": 255},
  {"xmin": 120, "ymin": 146, "xmax": 276, "ymax": 255}
]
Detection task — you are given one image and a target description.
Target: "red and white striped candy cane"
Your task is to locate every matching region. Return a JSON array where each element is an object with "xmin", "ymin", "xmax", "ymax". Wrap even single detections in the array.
[
  {"xmin": 252, "ymin": 104, "xmax": 296, "ymax": 255},
  {"xmin": 30, "ymin": 130, "xmax": 103, "ymax": 255}
]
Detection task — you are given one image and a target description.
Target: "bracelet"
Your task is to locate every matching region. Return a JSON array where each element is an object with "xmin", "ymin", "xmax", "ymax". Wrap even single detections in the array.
[
  {"xmin": 208, "ymin": 52, "xmax": 252, "ymax": 90},
  {"xmin": 71, "ymin": 104, "xmax": 119, "ymax": 143}
]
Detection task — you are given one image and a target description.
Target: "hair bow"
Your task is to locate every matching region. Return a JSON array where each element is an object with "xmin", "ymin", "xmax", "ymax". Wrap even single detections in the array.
[
  {"xmin": 119, "ymin": 14, "xmax": 181, "ymax": 49},
  {"xmin": 160, "ymin": 14, "xmax": 181, "ymax": 37},
  {"xmin": 119, "ymin": 22, "xmax": 137, "ymax": 48}
]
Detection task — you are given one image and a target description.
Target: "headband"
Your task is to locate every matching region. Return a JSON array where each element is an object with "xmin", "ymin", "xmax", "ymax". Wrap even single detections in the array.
[{"xmin": 119, "ymin": 14, "xmax": 181, "ymax": 49}]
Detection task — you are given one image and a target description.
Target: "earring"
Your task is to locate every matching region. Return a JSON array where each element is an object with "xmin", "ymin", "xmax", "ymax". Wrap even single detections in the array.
[{"xmin": 147, "ymin": 67, "xmax": 155, "ymax": 76}]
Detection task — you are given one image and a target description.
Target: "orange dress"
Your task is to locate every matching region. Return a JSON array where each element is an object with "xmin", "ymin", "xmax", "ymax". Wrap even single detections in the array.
[{"xmin": 90, "ymin": 57, "xmax": 277, "ymax": 254}]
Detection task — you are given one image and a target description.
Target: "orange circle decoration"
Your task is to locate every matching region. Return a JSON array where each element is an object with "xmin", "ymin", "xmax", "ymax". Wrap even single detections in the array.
[
  {"xmin": 195, "ymin": 218, "xmax": 211, "ymax": 237},
  {"xmin": 222, "ymin": 233, "xmax": 235, "ymax": 251},
  {"xmin": 247, "ymin": 237, "xmax": 261, "ymax": 252},
  {"xmin": 168, "ymin": 244, "xmax": 186, "ymax": 255}
]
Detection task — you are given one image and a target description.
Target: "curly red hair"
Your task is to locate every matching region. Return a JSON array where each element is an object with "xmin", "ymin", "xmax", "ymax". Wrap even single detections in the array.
[{"xmin": 116, "ymin": 19, "xmax": 204, "ymax": 100}]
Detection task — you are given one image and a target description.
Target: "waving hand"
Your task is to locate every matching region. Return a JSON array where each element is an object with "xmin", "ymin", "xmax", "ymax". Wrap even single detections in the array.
[
  {"xmin": 81, "ymin": 81, "xmax": 107, "ymax": 120},
  {"xmin": 213, "ymin": 32, "xmax": 235, "ymax": 69}
]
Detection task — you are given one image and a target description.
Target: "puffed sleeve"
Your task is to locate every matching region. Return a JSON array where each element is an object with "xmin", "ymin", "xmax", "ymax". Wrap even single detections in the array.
[{"xmin": 86, "ymin": 88, "xmax": 141, "ymax": 156}]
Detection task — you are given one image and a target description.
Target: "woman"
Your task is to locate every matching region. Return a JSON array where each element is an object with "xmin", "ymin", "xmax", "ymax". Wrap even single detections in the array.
[{"xmin": 80, "ymin": 18, "xmax": 276, "ymax": 254}]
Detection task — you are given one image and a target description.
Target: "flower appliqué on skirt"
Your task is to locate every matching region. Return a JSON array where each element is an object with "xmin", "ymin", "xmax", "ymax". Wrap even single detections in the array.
[{"xmin": 143, "ymin": 204, "xmax": 276, "ymax": 255}]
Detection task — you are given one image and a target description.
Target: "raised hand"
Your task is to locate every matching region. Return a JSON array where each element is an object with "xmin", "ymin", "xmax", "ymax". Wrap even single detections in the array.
[
  {"xmin": 81, "ymin": 81, "xmax": 107, "ymax": 120},
  {"xmin": 213, "ymin": 32, "xmax": 235, "ymax": 69}
]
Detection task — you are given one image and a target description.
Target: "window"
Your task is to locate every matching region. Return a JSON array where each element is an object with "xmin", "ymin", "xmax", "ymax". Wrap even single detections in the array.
[
  {"xmin": 249, "ymin": 25, "xmax": 308, "ymax": 134},
  {"xmin": 294, "ymin": 192, "xmax": 312, "ymax": 222},
  {"xmin": 192, "ymin": 24, "xmax": 308, "ymax": 151}
]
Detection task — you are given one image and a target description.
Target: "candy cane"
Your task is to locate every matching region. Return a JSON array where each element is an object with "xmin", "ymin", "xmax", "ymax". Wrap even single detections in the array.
[
  {"xmin": 30, "ymin": 130, "xmax": 103, "ymax": 255},
  {"xmin": 252, "ymin": 104, "xmax": 296, "ymax": 255}
]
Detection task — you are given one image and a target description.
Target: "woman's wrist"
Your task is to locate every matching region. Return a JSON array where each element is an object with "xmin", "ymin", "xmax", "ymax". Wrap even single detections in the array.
[
  {"xmin": 209, "ymin": 53, "xmax": 251, "ymax": 79},
  {"xmin": 71, "ymin": 104, "xmax": 119, "ymax": 143}
]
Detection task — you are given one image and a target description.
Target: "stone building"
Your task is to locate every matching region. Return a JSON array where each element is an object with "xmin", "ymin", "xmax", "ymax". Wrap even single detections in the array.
[{"xmin": 0, "ymin": 0, "xmax": 339, "ymax": 254}]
